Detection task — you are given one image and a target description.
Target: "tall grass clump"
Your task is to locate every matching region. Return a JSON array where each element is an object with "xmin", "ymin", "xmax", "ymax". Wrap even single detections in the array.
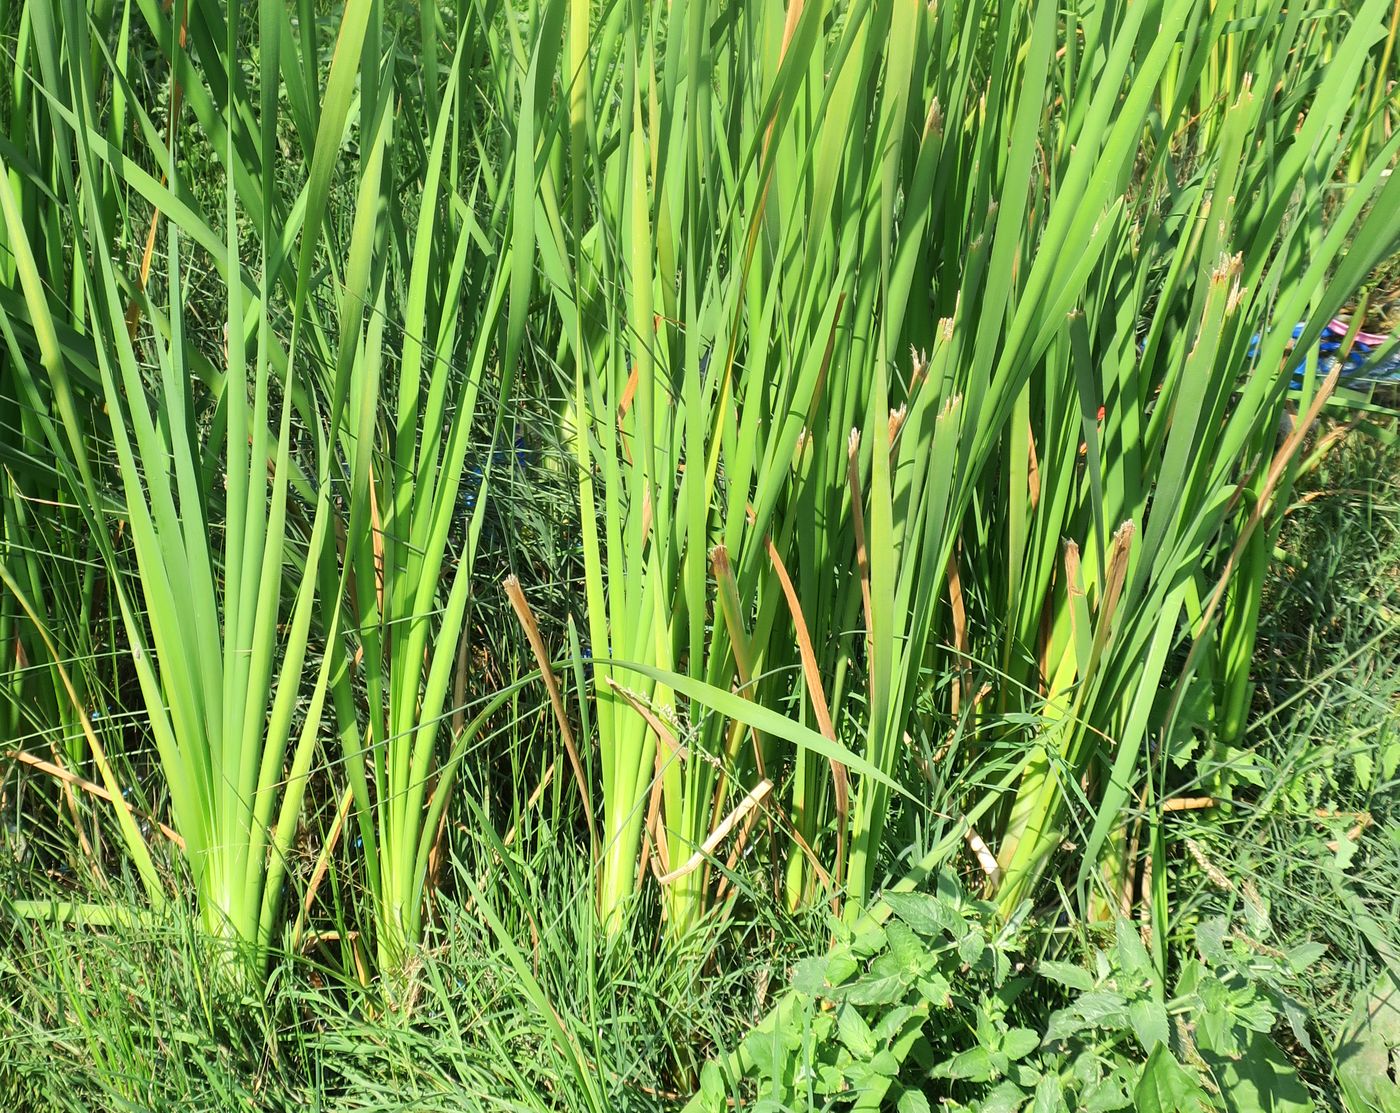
[
  {"xmin": 0, "ymin": 0, "xmax": 361, "ymax": 966},
  {"xmin": 528, "ymin": 0, "xmax": 1400, "ymax": 943},
  {"xmin": 2, "ymin": 0, "xmax": 558, "ymax": 979}
]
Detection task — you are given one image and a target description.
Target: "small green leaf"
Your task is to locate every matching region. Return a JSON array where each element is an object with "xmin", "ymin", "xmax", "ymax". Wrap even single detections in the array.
[
  {"xmin": 981, "ymin": 1080, "xmax": 1031, "ymax": 1113},
  {"xmin": 1032, "ymin": 1072, "xmax": 1068, "ymax": 1113},
  {"xmin": 1075, "ymin": 991, "xmax": 1132, "ymax": 1023},
  {"xmin": 959, "ymin": 930, "xmax": 987, "ymax": 967},
  {"xmin": 1044, "ymin": 991, "xmax": 1131, "ymax": 1043},
  {"xmin": 887, "ymin": 921, "xmax": 929, "ymax": 969},
  {"xmin": 1133, "ymin": 1045, "xmax": 1212, "ymax": 1113},
  {"xmin": 933, "ymin": 1046, "xmax": 997, "ymax": 1082},
  {"xmin": 1197, "ymin": 917, "xmax": 1230, "ymax": 963},
  {"xmin": 898, "ymin": 1088, "xmax": 932, "ymax": 1113},
  {"xmin": 1334, "ymin": 973, "xmax": 1400, "ymax": 1113},
  {"xmin": 1003, "ymin": 1027, "xmax": 1041, "ymax": 1061},
  {"xmin": 793, "ymin": 956, "xmax": 830, "ymax": 996},
  {"xmin": 1286, "ymin": 942, "xmax": 1327, "ymax": 971},
  {"xmin": 1039, "ymin": 961, "xmax": 1096, "ymax": 993},
  {"xmin": 1130, "ymin": 998, "xmax": 1171, "ymax": 1053},
  {"xmin": 917, "ymin": 972, "xmax": 953, "ymax": 1008},
  {"xmin": 1279, "ymin": 995, "xmax": 1316, "ymax": 1058},
  {"xmin": 867, "ymin": 1049, "xmax": 901, "ymax": 1078},
  {"xmin": 873, "ymin": 1004, "xmax": 923, "ymax": 1043},
  {"xmin": 1082, "ymin": 1075, "xmax": 1132, "ymax": 1113},
  {"xmin": 837, "ymin": 1004, "xmax": 877, "ymax": 1059},
  {"xmin": 883, "ymin": 891, "xmax": 966, "ymax": 939},
  {"xmin": 1202, "ymin": 1029, "xmax": 1315, "ymax": 1113},
  {"xmin": 846, "ymin": 970, "xmax": 911, "ymax": 1006},
  {"xmin": 696, "ymin": 1061, "xmax": 727, "ymax": 1110},
  {"xmin": 1116, "ymin": 919, "xmax": 1154, "ymax": 981}
]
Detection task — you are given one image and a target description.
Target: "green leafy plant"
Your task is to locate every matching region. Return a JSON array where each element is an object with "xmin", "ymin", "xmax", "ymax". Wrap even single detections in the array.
[
  {"xmin": 688, "ymin": 897, "xmax": 1327, "ymax": 1112},
  {"xmin": 686, "ymin": 873, "xmax": 1029, "ymax": 1112},
  {"xmin": 1334, "ymin": 972, "xmax": 1400, "ymax": 1113}
]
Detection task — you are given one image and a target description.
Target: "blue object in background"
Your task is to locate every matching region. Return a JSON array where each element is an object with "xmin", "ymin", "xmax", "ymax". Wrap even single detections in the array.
[
  {"xmin": 1247, "ymin": 320, "xmax": 1400, "ymax": 390},
  {"xmin": 461, "ymin": 432, "xmax": 533, "ymax": 512}
]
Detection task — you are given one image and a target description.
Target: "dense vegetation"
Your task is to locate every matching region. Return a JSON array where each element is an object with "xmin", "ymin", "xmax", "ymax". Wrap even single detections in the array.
[{"xmin": 0, "ymin": 0, "xmax": 1397, "ymax": 1107}]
